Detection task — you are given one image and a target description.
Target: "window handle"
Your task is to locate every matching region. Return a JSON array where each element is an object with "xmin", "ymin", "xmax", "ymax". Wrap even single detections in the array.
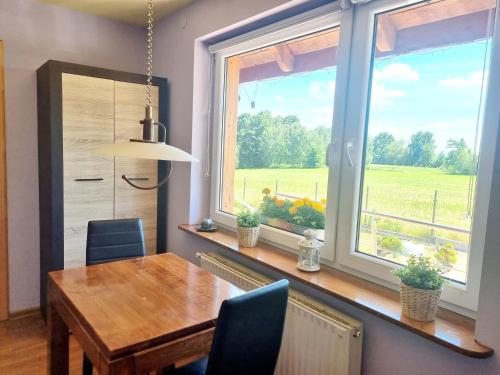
[{"xmin": 345, "ymin": 142, "xmax": 354, "ymax": 167}]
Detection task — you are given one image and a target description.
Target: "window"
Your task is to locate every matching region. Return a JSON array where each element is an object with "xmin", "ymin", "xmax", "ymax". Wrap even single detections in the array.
[
  {"xmin": 211, "ymin": 5, "xmax": 342, "ymax": 257},
  {"xmin": 210, "ymin": 0, "xmax": 499, "ymax": 312}
]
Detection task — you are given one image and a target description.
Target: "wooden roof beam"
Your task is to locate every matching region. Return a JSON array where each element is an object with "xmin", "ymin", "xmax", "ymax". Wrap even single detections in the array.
[
  {"xmin": 376, "ymin": 14, "xmax": 397, "ymax": 53},
  {"xmin": 273, "ymin": 44, "xmax": 295, "ymax": 73}
]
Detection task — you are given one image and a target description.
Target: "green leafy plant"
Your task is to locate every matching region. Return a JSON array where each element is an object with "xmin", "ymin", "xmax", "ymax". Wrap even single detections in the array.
[
  {"xmin": 260, "ymin": 194, "xmax": 293, "ymax": 222},
  {"xmin": 434, "ymin": 243, "xmax": 458, "ymax": 268},
  {"xmin": 379, "ymin": 235, "xmax": 403, "ymax": 254},
  {"xmin": 393, "ymin": 255, "xmax": 445, "ymax": 290},
  {"xmin": 237, "ymin": 209, "xmax": 261, "ymax": 228}
]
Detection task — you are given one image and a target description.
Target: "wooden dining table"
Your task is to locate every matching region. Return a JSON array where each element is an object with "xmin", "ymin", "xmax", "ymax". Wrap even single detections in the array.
[{"xmin": 47, "ymin": 253, "xmax": 244, "ymax": 375}]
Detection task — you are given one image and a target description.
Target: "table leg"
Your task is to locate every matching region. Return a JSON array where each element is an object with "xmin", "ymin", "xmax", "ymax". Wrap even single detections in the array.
[{"xmin": 47, "ymin": 300, "xmax": 69, "ymax": 375}]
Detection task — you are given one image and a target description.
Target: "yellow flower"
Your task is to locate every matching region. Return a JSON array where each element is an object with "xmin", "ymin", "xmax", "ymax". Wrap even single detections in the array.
[
  {"xmin": 321, "ymin": 198, "xmax": 327, "ymax": 205},
  {"xmin": 262, "ymin": 187, "xmax": 271, "ymax": 195},
  {"xmin": 272, "ymin": 196, "xmax": 278, "ymax": 201},
  {"xmin": 303, "ymin": 198, "xmax": 311, "ymax": 206},
  {"xmin": 312, "ymin": 202, "xmax": 324, "ymax": 212},
  {"xmin": 293, "ymin": 199, "xmax": 304, "ymax": 208},
  {"xmin": 288, "ymin": 207, "xmax": 297, "ymax": 215},
  {"xmin": 276, "ymin": 199, "xmax": 285, "ymax": 207}
]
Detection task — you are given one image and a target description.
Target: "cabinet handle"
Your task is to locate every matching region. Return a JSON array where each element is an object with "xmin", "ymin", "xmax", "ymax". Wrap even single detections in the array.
[
  {"xmin": 126, "ymin": 177, "xmax": 149, "ymax": 181},
  {"xmin": 74, "ymin": 178, "xmax": 104, "ymax": 182}
]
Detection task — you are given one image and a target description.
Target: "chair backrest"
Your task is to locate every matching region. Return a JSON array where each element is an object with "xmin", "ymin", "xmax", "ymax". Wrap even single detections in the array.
[
  {"xmin": 205, "ymin": 279, "xmax": 289, "ymax": 375},
  {"xmin": 86, "ymin": 218, "xmax": 146, "ymax": 266}
]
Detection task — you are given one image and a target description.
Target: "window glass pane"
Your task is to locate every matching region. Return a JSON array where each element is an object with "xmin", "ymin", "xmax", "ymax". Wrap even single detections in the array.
[
  {"xmin": 220, "ymin": 27, "xmax": 340, "ymax": 239},
  {"xmin": 356, "ymin": 0, "xmax": 496, "ymax": 284}
]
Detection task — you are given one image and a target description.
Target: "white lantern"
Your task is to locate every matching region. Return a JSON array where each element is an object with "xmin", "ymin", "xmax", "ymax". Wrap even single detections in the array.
[{"xmin": 297, "ymin": 230, "xmax": 321, "ymax": 272}]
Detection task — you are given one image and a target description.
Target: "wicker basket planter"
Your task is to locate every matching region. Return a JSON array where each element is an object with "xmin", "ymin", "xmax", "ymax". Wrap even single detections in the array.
[
  {"xmin": 399, "ymin": 283, "xmax": 442, "ymax": 322},
  {"xmin": 237, "ymin": 226, "xmax": 260, "ymax": 248}
]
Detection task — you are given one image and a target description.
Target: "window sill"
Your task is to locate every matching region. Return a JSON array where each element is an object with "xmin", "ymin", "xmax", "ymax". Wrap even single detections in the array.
[{"xmin": 179, "ymin": 224, "xmax": 493, "ymax": 358}]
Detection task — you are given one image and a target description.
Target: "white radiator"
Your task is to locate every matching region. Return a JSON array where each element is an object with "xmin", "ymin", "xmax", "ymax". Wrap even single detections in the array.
[{"xmin": 198, "ymin": 252, "xmax": 363, "ymax": 375}]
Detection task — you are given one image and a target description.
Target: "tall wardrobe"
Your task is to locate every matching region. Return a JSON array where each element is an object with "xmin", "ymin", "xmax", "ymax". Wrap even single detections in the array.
[{"xmin": 37, "ymin": 61, "xmax": 168, "ymax": 314}]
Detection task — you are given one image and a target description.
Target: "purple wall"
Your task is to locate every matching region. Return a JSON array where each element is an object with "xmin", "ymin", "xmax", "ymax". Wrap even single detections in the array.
[
  {"xmin": 154, "ymin": 0, "xmax": 500, "ymax": 373},
  {"xmin": 1, "ymin": 0, "xmax": 498, "ymax": 373},
  {"xmin": 0, "ymin": 0, "xmax": 146, "ymax": 312}
]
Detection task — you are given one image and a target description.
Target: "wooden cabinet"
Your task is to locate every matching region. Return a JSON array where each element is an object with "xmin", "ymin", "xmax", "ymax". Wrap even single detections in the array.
[
  {"xmin": 38, "ymin": 61, "xmax": 168, "ymax": 315},
  {"xmin": 62, "ymin": 74, "xmax": 115, "ymax": 269}
]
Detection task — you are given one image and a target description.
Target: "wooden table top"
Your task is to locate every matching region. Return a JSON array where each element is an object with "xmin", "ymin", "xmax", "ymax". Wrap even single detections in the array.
[{"xmin": 48, "ymin": 253, "xmax": 243, "ymax": 359}]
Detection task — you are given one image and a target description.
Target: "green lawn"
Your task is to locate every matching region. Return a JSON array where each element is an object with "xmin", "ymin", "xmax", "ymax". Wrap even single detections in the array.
[
  {"xmin": 234, "ymin": 164, "xmax": 474, "ymax": 230},
  {"xmin": 233, "ymin": 164, "xmax": 472, "ymax": 283}
]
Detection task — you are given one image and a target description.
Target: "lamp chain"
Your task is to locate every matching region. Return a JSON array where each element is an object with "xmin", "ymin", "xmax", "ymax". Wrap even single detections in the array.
[{"xmin": 146, "ymin": 0, "xmax": 154, "ymax": 107}]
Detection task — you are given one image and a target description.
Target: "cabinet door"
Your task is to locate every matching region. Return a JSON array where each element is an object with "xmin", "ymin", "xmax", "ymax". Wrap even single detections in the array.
[
  {"xmin": 114, "ymin": 81, "xmax": 159, "ymax": 254},
  {"xmin": 62, "ymin": 74, "xmax": 115, "ymax": 269}
]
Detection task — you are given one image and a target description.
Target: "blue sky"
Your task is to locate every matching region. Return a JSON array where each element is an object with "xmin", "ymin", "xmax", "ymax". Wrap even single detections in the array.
[{"xmin": 237, "ymin": 41, "xmax": 491, "ymax": 153}]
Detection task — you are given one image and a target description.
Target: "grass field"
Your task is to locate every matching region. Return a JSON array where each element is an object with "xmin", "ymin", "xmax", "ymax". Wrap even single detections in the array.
[
  {"xmin": 234, "ymin": 164, "xmax": 474, "ymax": 230},
  {"xmin": 233, "ymin": 164, "xmax": 473, "ymax": 282}
]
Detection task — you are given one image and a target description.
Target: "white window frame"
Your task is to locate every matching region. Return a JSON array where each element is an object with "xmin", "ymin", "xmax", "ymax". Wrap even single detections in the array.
[
  {"xmin": 335, "ymin": 0, "xmax": 500, "ymax": 313},
  {"xmin": 209, "ymin": 2, "xmax": 345, "ymax": 261},
  {"xmin": 208, "ymin": 0, "xmax": 500, "ymax": 314}
]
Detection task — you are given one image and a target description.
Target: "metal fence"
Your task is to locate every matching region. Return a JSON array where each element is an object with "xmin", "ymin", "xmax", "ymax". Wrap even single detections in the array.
[{"xmin": 239, "ymin": 177, "xmax": 471, "ymax": 243}]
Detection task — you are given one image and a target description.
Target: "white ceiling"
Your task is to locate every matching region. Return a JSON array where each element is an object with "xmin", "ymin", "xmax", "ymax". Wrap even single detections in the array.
[{"xmin": 37, "ymin": 0, "xmax": 196, "ymax": 25}]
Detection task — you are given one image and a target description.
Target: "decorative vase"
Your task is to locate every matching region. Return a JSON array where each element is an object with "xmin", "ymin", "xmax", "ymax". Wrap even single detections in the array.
[
  {"xmin": 399, "ymin": 283, "xmax": 442, "ymax": 322},
  {"xmin": 296, "ymin": 230, "xmax": 321, "ymax": 272},
  {"xmin": 237, "ymin": 225, "xmax": 260, "ymax": 248}
]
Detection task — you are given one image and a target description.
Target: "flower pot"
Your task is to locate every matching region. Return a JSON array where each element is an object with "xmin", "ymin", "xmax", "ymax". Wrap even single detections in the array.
[
  {"xmin": 399, "ymin": 283, "xmax": 442, "ymax": 322},
  {"xmin": 237, "ymin": 225, "xmax": 260, "ymax": 248},
  {"xmin": 261, "ymin": 216, "xmax": 309, "ymax": 236}
]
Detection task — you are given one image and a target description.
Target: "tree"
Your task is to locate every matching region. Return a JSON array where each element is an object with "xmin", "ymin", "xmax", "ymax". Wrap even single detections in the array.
[
  {"xmin": 372, "ymin": 132, "xmax": 395, "ymax": 164},
  {"xmin": 443, "ymin": 138, "xmax": 477, "ymax": 175},
  {"xmin": 237, "ymin": 112, "xmax": 270, "ymax": 168},
  {"xmin": 372, "ymin": 132, "xmax": 405, "ymax": 165},
  {"xmin": 304, "ymin": 126, "xmax": 330, "ymax": 168},
  {"xmin": 304, "ymin": 148, "xmax": 321, "ymax": 168},
  {"xmin": 406, "ymin": 131, "xmax": 436, "ymax": 167},
  {"xmin": 283, "ymin": 115, "xmax": 308, "ymax": 167},
  {"xmin": 365, "ymin": 136, "xmax": 374, "ymax": 166},
  {"xmin": 433, "ymin": 152, "xmax": 446, "ymax": 168}
]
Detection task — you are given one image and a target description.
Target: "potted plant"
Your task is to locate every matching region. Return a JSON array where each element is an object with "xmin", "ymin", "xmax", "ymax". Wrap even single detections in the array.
[
  {"xmin": 236, "ymin": 209, "xmax": 261, "ymax": 248},
  {"xmin": 260, "ymin": 188, "xmax": 326, "ymax": 235},
  {"xmin": 393, "ymin": 255, "xmax": 445, "ymax": 322}
]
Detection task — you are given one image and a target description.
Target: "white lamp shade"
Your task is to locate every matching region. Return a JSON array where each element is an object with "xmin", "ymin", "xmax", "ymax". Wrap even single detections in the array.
[{"xmin": 96, "ymin": 141, "xmax": 198, "ymax": 162}]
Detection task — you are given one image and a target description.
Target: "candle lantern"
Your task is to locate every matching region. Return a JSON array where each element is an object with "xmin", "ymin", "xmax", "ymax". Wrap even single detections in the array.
[{"xmin": 297, "ymin": 230, "xmax": 321, "ymax": 272}]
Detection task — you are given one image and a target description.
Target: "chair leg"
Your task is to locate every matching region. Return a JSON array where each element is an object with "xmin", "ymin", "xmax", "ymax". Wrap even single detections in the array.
[{"xmin": 83, "ymin": 353, "xmax": 93, "ymax": 375}]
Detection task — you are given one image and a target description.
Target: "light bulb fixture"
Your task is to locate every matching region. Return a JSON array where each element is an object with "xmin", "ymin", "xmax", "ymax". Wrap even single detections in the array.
[{"xmin": 97, "ymin": 0, "xmax": 197, "ymax": 190}]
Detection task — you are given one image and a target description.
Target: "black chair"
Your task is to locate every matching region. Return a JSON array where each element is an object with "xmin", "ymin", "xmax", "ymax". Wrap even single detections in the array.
[
  {"xmin": 171, "ymin": 279, "xmax": 289, "ymax": 375},
  {"xmin": 83, "ymin": 218, "xmax": 147, "ymax": 375},
  {"xmin": 85, "ymin": 218, "xmax": 146, "ymax": 265}
]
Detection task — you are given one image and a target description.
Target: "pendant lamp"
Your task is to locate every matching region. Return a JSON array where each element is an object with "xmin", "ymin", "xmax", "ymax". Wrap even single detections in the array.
[{"xmin": 97, "ymin": 0, "xmax": 197, "ymax": 190}]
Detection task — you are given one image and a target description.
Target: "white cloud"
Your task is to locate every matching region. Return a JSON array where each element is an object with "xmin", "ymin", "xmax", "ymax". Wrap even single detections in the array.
[
  {"xmin": 371, "ymin": 82, "xmax": 406, "ymax": 105},
  {"xmin": 439, "ymin": 70, "xmax": 486, "ymax": 89},
  {"xmin": 373, "ymin": 63, "xmax": 420, "ymax": 82},
  {"xmin": 304, "ymin": 106, "xmax": 334, "ymax": 128},
  {"xmin": 309, "ymin": 80, "xmax": 336, "ymax": 100},
  {"xmin": 369, "ymin": 63, "xmax": 418, "ymax": 106},
  {"xmin": 275, "ymin": 95, "xmax": 284, "ymax": 103}
]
